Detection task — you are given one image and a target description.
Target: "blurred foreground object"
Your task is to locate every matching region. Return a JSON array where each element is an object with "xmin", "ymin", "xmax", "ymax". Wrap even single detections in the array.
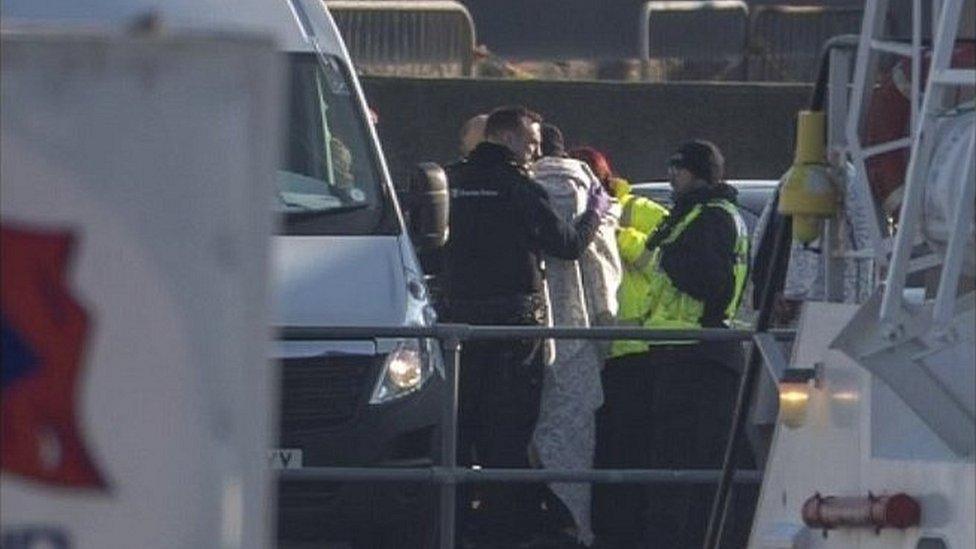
[{"xmin": 0, "ymin": 29, "xmax": 281, "ymax": 549}]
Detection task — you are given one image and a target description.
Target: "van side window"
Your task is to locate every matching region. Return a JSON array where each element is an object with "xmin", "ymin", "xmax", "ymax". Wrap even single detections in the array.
[{"xmin": 276, "ymin": 53, "xmax": 386, "ymax": 219}]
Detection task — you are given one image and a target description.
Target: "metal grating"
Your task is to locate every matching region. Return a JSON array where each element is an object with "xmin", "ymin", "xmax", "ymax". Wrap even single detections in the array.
[
  {"xmin": 326, "ymin": 1, "xmax": 476, "ymax": 77},
  {"xmin": 747, "ymin": 5, "xmax": 864, "ymax": 82},
  {"xmin": 641, "ymin": 1, "xmax": 750, "ymax": 81}
]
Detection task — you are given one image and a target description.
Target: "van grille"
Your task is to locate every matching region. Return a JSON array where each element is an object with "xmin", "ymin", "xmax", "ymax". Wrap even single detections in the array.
[{"xmin": 279, "ymin": 355, "xmax": 376, "ymax": 434}]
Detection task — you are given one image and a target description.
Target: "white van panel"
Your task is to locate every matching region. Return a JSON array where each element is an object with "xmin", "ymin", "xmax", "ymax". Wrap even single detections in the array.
[{"xmin": 273, "ymin": 236, "xmax": 408, "ymax": 327}]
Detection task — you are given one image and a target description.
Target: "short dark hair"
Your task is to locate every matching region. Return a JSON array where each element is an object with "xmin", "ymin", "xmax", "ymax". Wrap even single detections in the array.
[
  {"xmin": 540, "ymin": 123, "xmax": 566, "ymax": 157},
  {"xmin": 484, "ymin": 106, "xmax": 542, "ymax": 139}
]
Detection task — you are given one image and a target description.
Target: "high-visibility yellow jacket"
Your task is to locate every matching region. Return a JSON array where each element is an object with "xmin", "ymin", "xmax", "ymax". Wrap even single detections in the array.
[
  {"xmin": 609, "ymin": 180, "xmax": 669, "ymax": 357},
  {"xmin": 611, "ymin": 184, "xmax": 749, "ymax": 357}
]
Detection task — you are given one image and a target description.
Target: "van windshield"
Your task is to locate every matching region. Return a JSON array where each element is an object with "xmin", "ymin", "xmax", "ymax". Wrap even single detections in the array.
[{"xmin": 278, "ymin": 52, "xmax": 398, "ymax": 235}]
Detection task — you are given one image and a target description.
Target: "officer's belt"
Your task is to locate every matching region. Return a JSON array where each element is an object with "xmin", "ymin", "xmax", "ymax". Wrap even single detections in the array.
[{"xmin": 444, "ymin": 293, "xmax": 547, "ymax": 325}]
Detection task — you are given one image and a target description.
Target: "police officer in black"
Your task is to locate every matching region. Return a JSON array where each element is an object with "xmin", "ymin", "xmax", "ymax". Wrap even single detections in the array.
[{"xmin": 443, "ymin": 106, "xmax": 610, "ymax": 546}]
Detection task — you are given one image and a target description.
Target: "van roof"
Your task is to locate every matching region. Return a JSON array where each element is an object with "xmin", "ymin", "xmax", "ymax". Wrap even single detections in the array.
[{"xmin": 1, "ymin": 0, "xmax": 345, "ymax": 54}]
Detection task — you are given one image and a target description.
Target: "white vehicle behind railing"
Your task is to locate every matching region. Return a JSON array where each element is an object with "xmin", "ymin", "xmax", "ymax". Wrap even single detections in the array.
[{"xmin": 630, "ymin": 179, "xmax": 778, "ymax": 235}]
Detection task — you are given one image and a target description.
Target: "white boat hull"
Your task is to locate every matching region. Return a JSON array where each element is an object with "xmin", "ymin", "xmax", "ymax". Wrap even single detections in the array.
[{"xmin": 749, "ymin": 303, "xmax": 975, "ymax": 548}]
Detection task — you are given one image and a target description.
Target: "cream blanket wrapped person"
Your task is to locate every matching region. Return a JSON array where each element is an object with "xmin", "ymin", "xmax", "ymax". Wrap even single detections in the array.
[{"xmin": 529, "ymin": 155, "xmax": 622, "ymax": 546}]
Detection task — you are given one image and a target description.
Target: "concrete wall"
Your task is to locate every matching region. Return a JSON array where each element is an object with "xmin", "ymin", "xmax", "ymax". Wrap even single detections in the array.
[{"xmin": 361, "ymin": 77, "xmax": 812, "ymax": 187}]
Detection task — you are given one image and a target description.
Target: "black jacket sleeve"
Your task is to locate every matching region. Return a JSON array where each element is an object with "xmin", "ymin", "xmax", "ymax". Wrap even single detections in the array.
[
  {"xmin": 513, "ymin": 179, "xmax": 600, "ymax": 260},
  {"xmin": 659, "ymin": 207, "xmax": 736, "ymax": 313}
]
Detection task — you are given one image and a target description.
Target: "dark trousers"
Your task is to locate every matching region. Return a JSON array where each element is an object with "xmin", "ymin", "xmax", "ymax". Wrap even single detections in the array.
[
  {"xmin": 593, "ymin": 346, "xmax": 753, "ymax": 548},
  {"xmin": 457, "ymin": 337, "xmax": 546, "ymax": 542}
]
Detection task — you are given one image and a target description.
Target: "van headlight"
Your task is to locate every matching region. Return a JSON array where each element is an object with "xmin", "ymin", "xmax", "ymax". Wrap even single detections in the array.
[{"xmin": 370, "ymin": 340, "xmax": 434, "ymax": 404}]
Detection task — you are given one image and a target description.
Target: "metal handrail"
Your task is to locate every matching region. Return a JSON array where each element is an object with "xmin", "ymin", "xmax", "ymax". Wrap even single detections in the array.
[
  {"xmin": 281, "ymin": 324, "xmax": 755, "ymax": 341},
  {"xmin": 276, "ymin": 322, "xmax": 791, "ymax": 548},
  {"xmin": 279, "ymin": 324, "xmax": 795, "ymax": 341},
  {"xmin": 280, "ymin": 466, "xmax": 763, "ymax": 484}
]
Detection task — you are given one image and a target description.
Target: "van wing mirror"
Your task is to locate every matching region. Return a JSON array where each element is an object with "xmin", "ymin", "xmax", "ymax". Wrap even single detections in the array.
[{"xmin": 406, "ymin": 162, "xmax": 449, "ymax": 251}]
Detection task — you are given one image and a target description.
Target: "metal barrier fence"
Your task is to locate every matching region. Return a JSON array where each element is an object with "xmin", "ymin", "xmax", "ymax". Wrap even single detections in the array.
[
  {"xmin": 278, "ymin": 323, "xmax": 793, "ymax": 549},
  {"xmin": 326, "ymin": 1, "xmax": 476, "ymax": 77},
  {"xmin": 640, "ymin": 0, "xmax": 750, "ymax": 81},
  {"xmin": 638, "ymin": 2, "xmax": 865, "ymax": 82},
  {"xmin": 747, "ymin": 5, "xmax": 864, "ymax": 82}
]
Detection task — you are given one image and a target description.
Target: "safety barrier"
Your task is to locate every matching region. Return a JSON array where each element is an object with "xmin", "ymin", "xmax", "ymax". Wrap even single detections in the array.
[
  {"xmin": 277, "ymin": 323, "xmax": 794, "ymax": 549},
  {"xmin": 639, "ymin": 2, "xmax": 864, "ymax": 82},
  {"xmin": 747, "ymin": 5, "xmax": 864, "ymax": 82},
  {"xmin": 326, "ymin": 1, "xmax": 476, "ymax": 77},
  {"xmin": 640, "ymin": 0, "xmax": 750, "ymax": 81}
]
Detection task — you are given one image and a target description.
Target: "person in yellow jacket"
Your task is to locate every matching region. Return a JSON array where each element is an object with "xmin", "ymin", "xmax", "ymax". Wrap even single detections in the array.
[
  {"xmin": 592, "ymin": 140, "xmax": 752, "ymax": 549},
  {"xmin": 608, "ymin": 178, "xmax": 670, "ymax": 357},
  {"xmin": 569, "ymin": 147, "xmax": 670, "ymax": 357}
]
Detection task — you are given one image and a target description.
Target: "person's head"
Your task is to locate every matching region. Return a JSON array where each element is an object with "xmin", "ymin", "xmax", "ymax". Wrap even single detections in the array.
[
  {"xmin": 569, "ymin": 146, "xmax": 613, "ymax": 188},
  {"xmin": 667, "ymin": 139, "xmax": 724, "ymax": 196},
  {"xmin": 540, "ymin": 123, "xmax": 567, "ymax": 158},
  {"xmin": 459, "ymin": 113, "xmax": 488, "ymax": 156},
  {"xmin": 484, "ymin": 106, "xmax": 543, "ymax": 165}
]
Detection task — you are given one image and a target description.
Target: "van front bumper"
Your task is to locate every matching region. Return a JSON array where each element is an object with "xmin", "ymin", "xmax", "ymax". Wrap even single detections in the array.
[{"xmin": 275, "ymin": 351, "xmax": 445, "ymax": 541}]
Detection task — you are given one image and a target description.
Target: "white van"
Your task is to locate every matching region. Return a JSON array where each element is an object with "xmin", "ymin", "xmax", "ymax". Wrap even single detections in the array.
[{"xmin": 2, "ymin": 1, "xmax": 447, "ymax": 546}]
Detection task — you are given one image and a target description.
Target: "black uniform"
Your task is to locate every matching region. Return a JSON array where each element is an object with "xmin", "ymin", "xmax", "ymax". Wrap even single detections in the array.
[
  {"xmin": 594, "ymin": 184, "xmax": 755, "ymax": 549},
  {"xmin": 444, "ymin": 142, "xmax": 600, "ymax": 300},
  {"xmin": 653, "ymin": 184, "xmax": 740, "ymax": 327},
  {"xmin": 442, "ymin": 142, "xmax": 599, "ymax": 543}
]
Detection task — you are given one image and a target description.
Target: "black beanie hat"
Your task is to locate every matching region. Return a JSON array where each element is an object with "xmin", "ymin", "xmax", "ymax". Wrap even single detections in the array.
[
  {"xmin": 669, "ymin": 139, "xmax": 724, "ymax": 184},
  {"xmin": 541, "ymin": 123, "xmax": 567, "ymax": 157}
]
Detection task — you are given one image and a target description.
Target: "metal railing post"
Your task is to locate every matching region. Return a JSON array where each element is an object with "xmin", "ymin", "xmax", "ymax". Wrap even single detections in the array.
[
  {"xmin": 439, "ymin": 335, "xmax": 461, "ymax": 549},
  {"xmin": 703, "ymin": 207, "xmax": 793, "ymax": 549}
]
